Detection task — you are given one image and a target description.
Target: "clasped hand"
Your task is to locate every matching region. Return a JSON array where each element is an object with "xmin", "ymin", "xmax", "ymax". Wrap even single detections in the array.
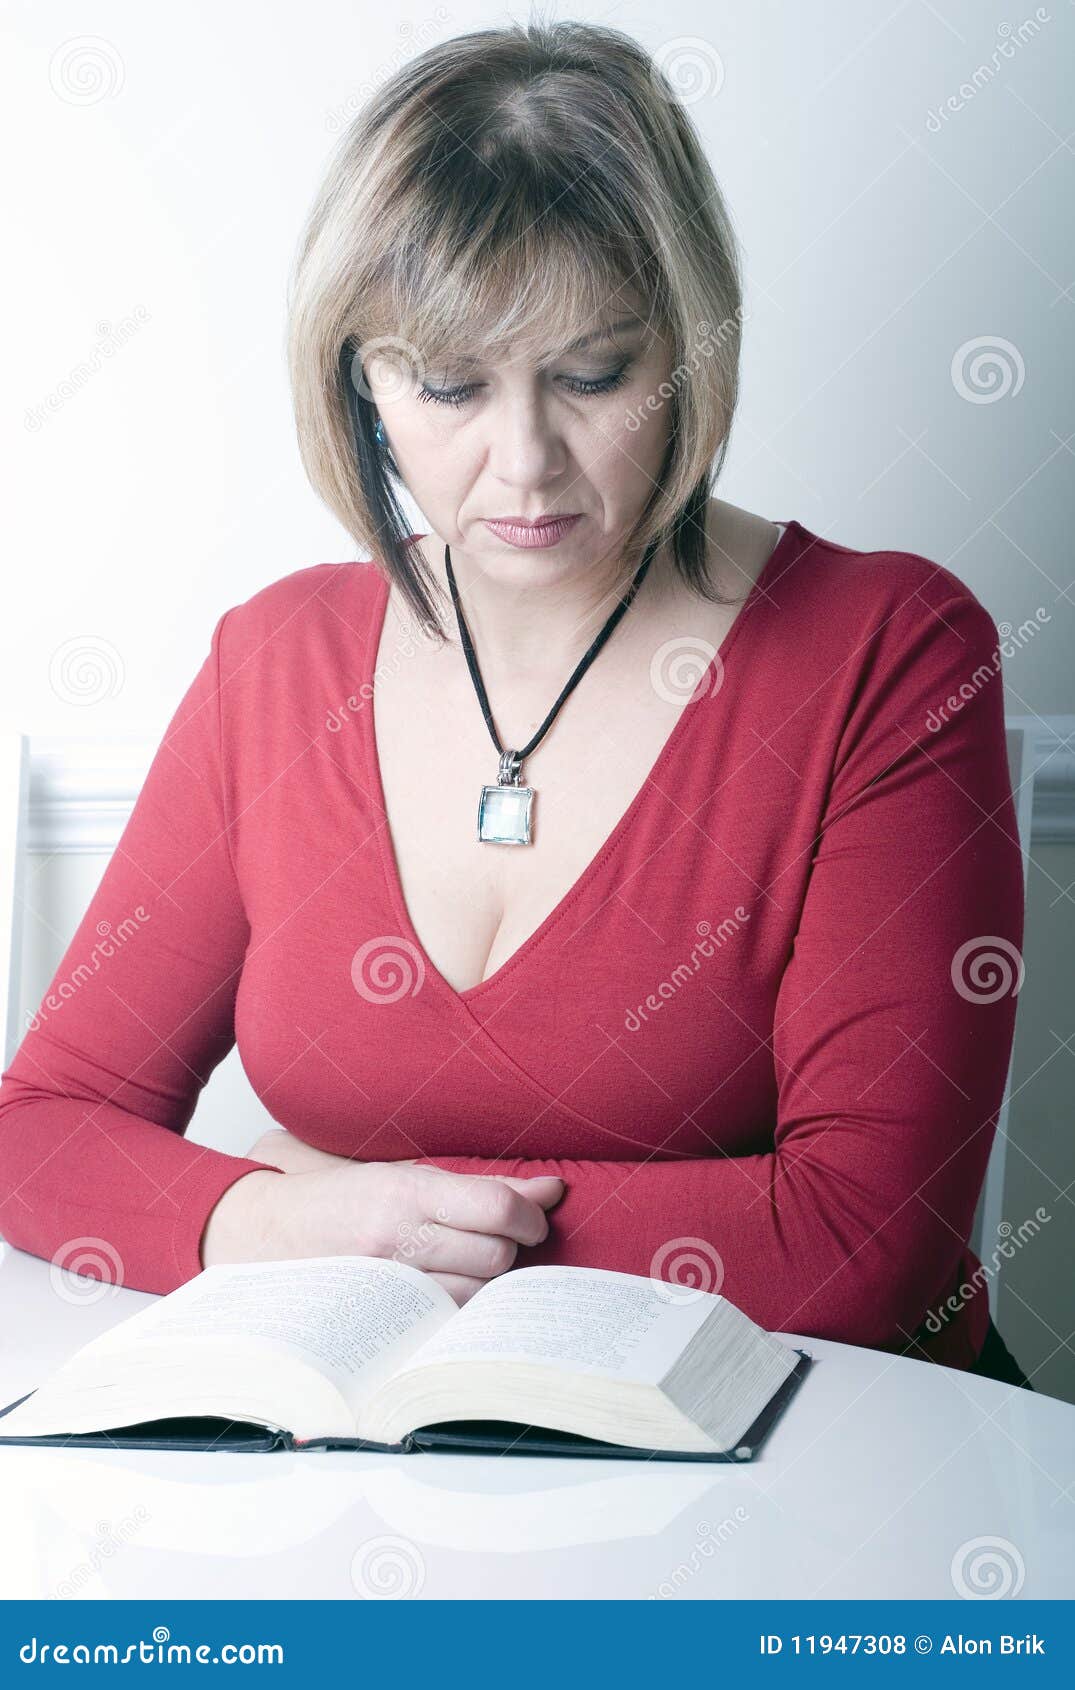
[{"xmin": 243, "ymin": 1128, "xmax": 564, "ymax": 1304}]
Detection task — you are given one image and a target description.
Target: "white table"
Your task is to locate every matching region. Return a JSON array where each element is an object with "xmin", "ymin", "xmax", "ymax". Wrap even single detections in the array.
[{"xmin": 1, "ymin": 1242, "xmax": 1072, "ymax": 1600}]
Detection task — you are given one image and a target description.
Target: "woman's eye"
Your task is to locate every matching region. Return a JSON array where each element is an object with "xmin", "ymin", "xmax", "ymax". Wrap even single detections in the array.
[
  {"xmin": 416, "ymin": 363, "xmax": 632, "ymax": 409},
  {"xmin": 561, "ymin": 365, "xmax": 632, "ymax": 398},
  {"xmin": 417, "ymin": 382, "xmax": 477, "ymax": 409}
]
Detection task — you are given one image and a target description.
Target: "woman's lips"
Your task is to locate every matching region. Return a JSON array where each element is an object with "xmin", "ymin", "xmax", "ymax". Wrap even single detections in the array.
[{"xmin": 482, "ymin": 515, "xmax": 582, "ymax": 549}]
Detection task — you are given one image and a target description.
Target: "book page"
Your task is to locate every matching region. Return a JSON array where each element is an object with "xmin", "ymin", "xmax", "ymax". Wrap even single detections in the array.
[
  {"xmin": 397, "ymin": 1265, "xmax": 716, "ymax": 1385},
  {"xmin": 35, "ymin": 1257, "xmax": 458, "ymax": 1420}
]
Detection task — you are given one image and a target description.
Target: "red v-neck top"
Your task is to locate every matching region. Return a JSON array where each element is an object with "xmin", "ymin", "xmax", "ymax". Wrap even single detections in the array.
[{"xmin": 0, "ymin": 520, "xmax": 1024, "ymax": 1368}]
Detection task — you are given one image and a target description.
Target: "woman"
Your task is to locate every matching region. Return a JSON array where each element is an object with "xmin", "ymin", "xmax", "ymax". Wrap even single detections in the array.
[{"xmin": 0, "ymin": 20, "xmax": 1028, "ymax": 1385}]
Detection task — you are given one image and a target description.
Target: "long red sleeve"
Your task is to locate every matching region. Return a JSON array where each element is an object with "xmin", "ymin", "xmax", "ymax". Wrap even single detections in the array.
[
  {"xmin": 0, "ymin": 524, "xmax": 1025, "ymax": 1370},
  {"xmin": 411, "ymin": 585, "xmax": 1024, "ymax": 1368},
  {"xmin": 0, "ymin": 609, "xmax": 284, "ymax": 1294}
]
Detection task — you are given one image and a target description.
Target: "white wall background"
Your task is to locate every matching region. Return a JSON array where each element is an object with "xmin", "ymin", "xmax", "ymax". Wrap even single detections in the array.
[
  {"xmin": 2, "ymin": 1, "xmax": 1073, "ymax": 1393},
  {"xmin": 2, "ymin": 0, "xmax": 1072, "ymax": 725}
]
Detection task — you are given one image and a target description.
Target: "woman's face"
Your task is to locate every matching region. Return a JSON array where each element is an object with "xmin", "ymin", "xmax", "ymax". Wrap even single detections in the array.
[{"xmin": 365, "ymin": 311, "xmax": 675, "ymax": 575}]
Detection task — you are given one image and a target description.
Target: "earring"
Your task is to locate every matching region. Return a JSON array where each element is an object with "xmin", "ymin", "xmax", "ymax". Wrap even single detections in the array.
[{"xmin": 374, "ymin": 417, "xmax": 387, "ymax": 448}]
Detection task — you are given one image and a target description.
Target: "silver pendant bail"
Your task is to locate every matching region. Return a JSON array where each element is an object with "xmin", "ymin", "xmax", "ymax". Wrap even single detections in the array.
[{"xmin": 497, "ymin": 749, "xmax": 523, "ymax": 786}]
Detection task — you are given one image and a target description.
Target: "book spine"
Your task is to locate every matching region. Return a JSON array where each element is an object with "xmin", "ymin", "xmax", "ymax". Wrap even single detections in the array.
[{"xmin": 289, "ymin": 1432, "xmax": 414, "ymax": 1454}]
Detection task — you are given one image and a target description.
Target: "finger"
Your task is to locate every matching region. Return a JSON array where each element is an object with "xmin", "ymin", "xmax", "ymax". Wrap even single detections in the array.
[
  {"xmin": 412, "ymin": 1167, "xmax": 557, "ymax": 1246},
  {"xmin": 427, "ymin": 1273, "xmax": 488, "ymax": 1306},
  {"xmin": 402, "ymin": 1221, "xmax": 518, "ymax": 1279},
  {"xmin": 494, "ymin": 1174, "xmax": 565, "ymax": 1209}
]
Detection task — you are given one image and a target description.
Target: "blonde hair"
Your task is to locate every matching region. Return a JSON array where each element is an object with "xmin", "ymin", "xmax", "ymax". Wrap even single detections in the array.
[{"xmin": 287, "ymin": 11, "xmax": 745, "ymax": 638}]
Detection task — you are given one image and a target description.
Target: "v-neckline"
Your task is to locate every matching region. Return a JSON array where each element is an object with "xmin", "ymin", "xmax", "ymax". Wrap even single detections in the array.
[{"xmin": 363, "ymin": 518, "xmax": 802, "ymax": 1005}]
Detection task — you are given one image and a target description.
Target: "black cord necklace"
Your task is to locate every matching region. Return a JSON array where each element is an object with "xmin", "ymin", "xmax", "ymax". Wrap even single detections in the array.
[{"xmin": 444, "ymin": 536, "xmax": 662, "ymax": 844}]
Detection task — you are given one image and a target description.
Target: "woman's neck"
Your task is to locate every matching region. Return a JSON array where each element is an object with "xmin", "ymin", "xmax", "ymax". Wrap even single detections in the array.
[{"xmin": 415, "ymin": 531, "xmax": 672, "ymax": 683}]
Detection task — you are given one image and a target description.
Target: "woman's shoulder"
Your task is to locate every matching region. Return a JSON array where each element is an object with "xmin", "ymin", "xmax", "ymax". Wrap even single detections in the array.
[
  {"xmin": 211, "ymin": 557, "xmax": 387, "ymax": 659},
  {"xmin": 784, "ymin": 520, "xmax": 993, "ymax": 621},
  {"xmin": 769, "ymin": 520, "xmax": 1001, "ymax": 664},
  {"xmin": 764, "ymin": 524, "xmax": 1012, "ymax": 774},
  {"xmin": 729, "ymin": 522, "xmax": 1010, "ymax": 739},
  {"xmin": 709, "ymin": 503, "xmax": 992, "ymax": 640}
]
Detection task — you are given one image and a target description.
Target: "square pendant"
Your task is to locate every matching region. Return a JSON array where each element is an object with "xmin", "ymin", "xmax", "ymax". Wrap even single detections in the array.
[{"xmin": 477, "ymin": 783, "xmax": 534, "ymax": 845}]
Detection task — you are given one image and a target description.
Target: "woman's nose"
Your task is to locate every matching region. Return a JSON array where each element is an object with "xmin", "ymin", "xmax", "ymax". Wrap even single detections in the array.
[{"xmin": 484, "ymin": 398, "xmax": 569, "ymax": 485}]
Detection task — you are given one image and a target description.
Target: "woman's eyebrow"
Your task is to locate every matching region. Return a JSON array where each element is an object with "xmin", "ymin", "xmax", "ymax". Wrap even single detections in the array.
[
  {"xmin": 442, "ymin": 314, "xmax": 645, "ymax": 370},
  {"xmin": 559, "ymin": 314, "xmax": 642, "ymax": 354}
]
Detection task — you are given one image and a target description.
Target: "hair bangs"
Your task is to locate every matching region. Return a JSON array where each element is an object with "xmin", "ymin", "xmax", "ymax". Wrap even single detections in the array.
[{"xmin": 367, "ymin": 195, "xmax": 665, "ymax": 384}]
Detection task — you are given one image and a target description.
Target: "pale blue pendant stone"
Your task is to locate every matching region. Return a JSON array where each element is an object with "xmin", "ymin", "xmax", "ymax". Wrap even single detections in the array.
[{"xmin": 478, "ymin": 783, "xmax": 534, "ymax": 844}]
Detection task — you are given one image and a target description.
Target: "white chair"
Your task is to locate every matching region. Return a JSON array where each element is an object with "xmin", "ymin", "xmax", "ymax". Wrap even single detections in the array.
[
  {"xmin": 967, "ymin": 721, "xmax": 1038, "ymax": 1311},
  {"xmin": 0, "ymin": 734, "xmax": 30, "ymax": 1074}
]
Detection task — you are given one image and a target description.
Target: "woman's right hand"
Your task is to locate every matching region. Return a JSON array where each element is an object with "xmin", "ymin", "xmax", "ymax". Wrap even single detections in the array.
[{"xmin": 201, "ymin": 1160, "xmax": 565, "ymax": 1304}]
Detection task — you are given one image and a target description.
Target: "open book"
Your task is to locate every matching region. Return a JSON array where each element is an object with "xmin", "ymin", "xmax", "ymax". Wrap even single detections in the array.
[{"xmin": 0, "ymin": 1259, "xmax": 812, "ymax": 1461}]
